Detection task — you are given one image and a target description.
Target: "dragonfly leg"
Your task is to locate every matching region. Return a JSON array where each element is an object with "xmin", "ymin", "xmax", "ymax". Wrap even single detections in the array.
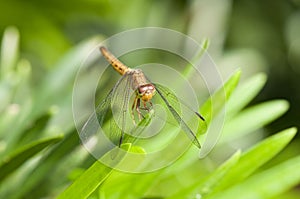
[
  {"xmin": 139, "ymin": 101, "xmax": 152, "ymax": 112},
  {"xmin": 149, "ymin": 101, "xmax": 153, "ymax": 109},
  {"xmin": 131, "ymin": 96, "xmax": 146, "ymax": 124},
  {"xmin": 136, "ymin": 98, "xmax": 143, "ymax": 121},
  {"xmin": 131, "ymin": 96, "xmax": 138, "ymax": 125},
  {"xmin": 142, "ymin": 101, "xmax": 149, "ymax": 111}
]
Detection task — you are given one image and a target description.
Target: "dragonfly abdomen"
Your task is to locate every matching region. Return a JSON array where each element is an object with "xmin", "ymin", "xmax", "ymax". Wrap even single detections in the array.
[{"xmin": 100, "ymin": 46, "xmax": 130, "ymax": 75}]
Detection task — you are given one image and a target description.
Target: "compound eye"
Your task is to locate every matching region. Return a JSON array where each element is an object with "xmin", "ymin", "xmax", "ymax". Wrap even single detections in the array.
[
  {"xmin": 138, "ymin": 84, "xmax": 156, "ymax": 101},
  {"xmin": 138, "ymin": 87, "xmax": 146, "ymax": 95}
]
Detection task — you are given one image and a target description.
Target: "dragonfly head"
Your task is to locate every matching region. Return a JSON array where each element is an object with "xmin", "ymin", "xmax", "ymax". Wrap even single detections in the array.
[{"xmin": 138, "ymin": 84, "xmax": 156, "ymax": 102}]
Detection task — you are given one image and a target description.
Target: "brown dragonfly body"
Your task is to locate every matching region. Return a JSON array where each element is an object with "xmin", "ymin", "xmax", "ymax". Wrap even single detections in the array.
[
  {"xmin": 96, "ymin": 46, "xmax": 205, "ymax": 148},
  {"xmin": 100, "ymin": 47, "xmax": 155, "ymax": 119}
]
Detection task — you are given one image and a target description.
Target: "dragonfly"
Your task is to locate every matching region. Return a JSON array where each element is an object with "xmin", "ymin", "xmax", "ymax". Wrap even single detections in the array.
[{"xmin": 84, "ymin": 46, "xmax": 205, "ymax": 149}]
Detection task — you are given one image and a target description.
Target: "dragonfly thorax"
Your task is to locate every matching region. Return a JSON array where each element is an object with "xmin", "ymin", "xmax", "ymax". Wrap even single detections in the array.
[
  {"xmin": 127, "ymin": 69, "xmax": 156, "ymax": 102},
  {"xmin": 137, "ymin": 84, "xmax": 156, "ymax": 102}
]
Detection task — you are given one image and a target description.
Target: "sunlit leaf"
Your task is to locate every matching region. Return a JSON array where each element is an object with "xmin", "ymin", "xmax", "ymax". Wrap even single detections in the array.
[
  {"xmin": 226, "ymin": 73, "xmax": 267, "ymax": 117},
  {"xmin": 208, "ymin": 154, "xmax": 300, "ymax": 199},
  {"xmin": 167, "ymin": 150, "xmax": 241, "ymax": 199},
  {"xmin": 57, "ymin": 144, "xmax": 131, "ymax": 199},
  {"xmin": 200, "ymin": 70, "xmax": 241, "ymax": 126},
  {"xmin": 211, "ymin": 127, "xmax": 297, "ymax": 194},
  {"xmin": 222, "ymin": 100, "xmax": 289, "ymax": 142}
]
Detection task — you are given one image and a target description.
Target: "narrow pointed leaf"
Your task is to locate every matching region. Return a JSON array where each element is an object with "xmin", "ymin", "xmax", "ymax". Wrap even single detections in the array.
[
  {"xmin": 0, "ymin": 135, "xmax": 63, "ymax": 182},
  {"xmin": 58, "ymin": 144, "xmax": 131, "ymax": 199},
  {"xmin": 208, "ymin": 154, "xmax": 300, "ymax": 199},
  {"xmin": 211, "ymin": 127, "xmax": 297, "ymax": 194},
  {"xmin": 222, "ymin": 100, "xmax": 289, "ymax": 142}
]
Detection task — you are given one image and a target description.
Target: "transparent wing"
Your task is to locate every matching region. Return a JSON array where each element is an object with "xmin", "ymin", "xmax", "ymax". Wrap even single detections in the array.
[
  {"xmin": 109, "ymin": 73, "xmax": 133, "ymax": 146},
  {"xmin": 123, "ymin": 108, "xmax": 155, "ymax": 144},
  {"xmin": 81, "ymin": 73, "xmax": 134, "ymax": 147},
  {"xmin": 79, "ymin": 86, "xmax": 114, "ymax": 150},
  {"xmin": 154, "ymin": 83, "xmax": 206, "ymax": 148}
]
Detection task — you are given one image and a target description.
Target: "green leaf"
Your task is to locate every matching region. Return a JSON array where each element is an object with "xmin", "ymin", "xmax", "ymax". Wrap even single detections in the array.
[
  {"xmin": 57, "ymin": 161, "xmax": 113, "ymax": 199},
  {"xmin": 101, "ymin": 169, "xmax": 160, "ymax": 199},
  {"xmin": 57, "ymin": 144, "xmax": 131, "ymax": 199},
  {"xmin": 200, "ymin": 70, "xmax": 241, "ymax": 125},
  {"xmin": 226, "ymin": 73, "xmax": 267, "ymax": 118},
  {"xmin": 3, "ymin": 37, "xmax": 103, "ymax": 157},
  {"xmin": 129, "ymin": 145, "xmax": 146, "ymax": 154},
  {"xmin": 0, "ymin": 135, "xmax": 63, "ymax": 182},
  {"xmin": 208, "ymin": 154, "xmax": 300, "ymax": 199},
  {"xmin": 16, "ymin": 111, "xmax": 52, "ymax": 145},
  {"xmin": 183, "ymin": 38, "xmax": 210, "ymax": 78},
  {"xmin": 199, "ymin": 70, "xmax": 241, "ymax": 155},
  {"xmin": 152, "ymin": 71, "xmax": 242, "ymax": 177},
  {"xmin": 13, "ymin": 130, "xmax": 80, "ymax": 199},
  {"xmin": 167, "ymin": 150, "xmax": 241, "ymax": 199},
  {"xmin": 0, "ymin": 26, "xmax": 19, "ymax": 77},
  {"xmin": 33, "ymin": 36, "xmax": 103, "ymax": 116},
  {"xmin": 222, "ymin": 100, "xmax": 289, "ymax": 142},
  {"xmin": 210, "ymin": 127, "xmax": 297, "ymax": 194}
]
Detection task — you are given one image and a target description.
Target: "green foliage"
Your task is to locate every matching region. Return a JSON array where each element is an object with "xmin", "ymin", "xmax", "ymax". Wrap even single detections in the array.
[
  {"xmin": 200, "ymin": 70, "xmax": 241, "ymax": 125},
  {"xmin": 0, "ymin": 135, "xmax": 63, "ymax": 181},
  {"xmin": 0, "ymin": 27, "xmax": 299, "ymax": 199},
  {"xmin": 208, "ymin": 144, "xmax": 300, "ymax": 199},
  {"xmin": 0, "ymin": 27, "xmax": 103, "ymax": 198}
]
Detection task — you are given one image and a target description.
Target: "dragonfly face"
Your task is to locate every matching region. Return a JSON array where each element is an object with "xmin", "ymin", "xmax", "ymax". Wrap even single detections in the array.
[
  {"xmin": 121, "ymin": 68, "xmax": 156, "ymax": 120},
  {"xmin": 137, "ymin": 83, "xmax": 156, "ymax": 102}
]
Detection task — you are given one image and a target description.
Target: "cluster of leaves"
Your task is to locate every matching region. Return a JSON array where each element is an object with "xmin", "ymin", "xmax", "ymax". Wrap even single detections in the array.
[
  {"xmin": 0, "ymin": 27, "xmax": 299, "ymax": 199},
  {"xmin": 0, "ymin": 27, "xmax": 103, "ymax": 198}
]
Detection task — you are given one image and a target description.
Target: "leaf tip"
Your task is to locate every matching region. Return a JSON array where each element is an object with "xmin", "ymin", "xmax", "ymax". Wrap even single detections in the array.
[{"xmin": 283, "ymin": 127, "xmax": 298, "ymax": 138}]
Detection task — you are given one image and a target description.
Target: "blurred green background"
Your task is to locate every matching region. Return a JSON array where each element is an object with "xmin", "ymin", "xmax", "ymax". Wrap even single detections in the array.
[
  {"xmin": 0, "ymin": 0, "xmax": 300, "ymax": 198},
  {"xmin": 1, "ymin": 0, "xmax": 299, "ymax": 132}
]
